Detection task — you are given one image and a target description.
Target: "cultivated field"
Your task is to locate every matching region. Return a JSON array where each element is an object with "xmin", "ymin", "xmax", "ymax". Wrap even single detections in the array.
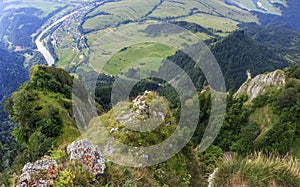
[
  {"xmin": 83, "ymin": 0, "xmax": 160, "ymax": 32},
  {"xmin": 178, "ymin": 14, "xmax": 239, "ymax": 33}
]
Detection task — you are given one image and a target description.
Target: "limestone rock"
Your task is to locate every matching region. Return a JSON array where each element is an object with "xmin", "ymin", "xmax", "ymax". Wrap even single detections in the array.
[
  {"xmin": 16, "ymin": 158, "xmax": 57, "ymax": 187},
  {"xmin": 116, "ymin": 91, "xmax": 167, "ymax": 126},
  {"xmin": 235, "ymin": 70, "xmax": 286, "ymax": 101},
  {"xmin": 67, "ymin": 139, "xmax": 105, "ymax": 175}
]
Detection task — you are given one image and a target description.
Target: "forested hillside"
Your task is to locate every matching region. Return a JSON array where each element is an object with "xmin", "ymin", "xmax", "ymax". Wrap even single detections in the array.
[
  {"xmin": 210, "ymin": 30, "xmax": 290, "ymax": 89},
  {"xmin": 0, "ymin": 66, "xmax": 80, "ymax": 184},
  {"xmin": 162, "ymin": 30, "xmax": 290, "ymax": 90},
  {"xmin": 240, "ymin": 23, "xmax": 300, "ymax": 64},
  {"xmin": 0, "ymin": 48, "xmax": 28, "ymax": 101}
]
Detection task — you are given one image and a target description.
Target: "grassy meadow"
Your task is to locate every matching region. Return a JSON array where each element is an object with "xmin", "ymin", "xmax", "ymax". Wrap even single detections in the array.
[{"xmin": 102, "ymin": 42, "xmax": 176, "ymax": 76}]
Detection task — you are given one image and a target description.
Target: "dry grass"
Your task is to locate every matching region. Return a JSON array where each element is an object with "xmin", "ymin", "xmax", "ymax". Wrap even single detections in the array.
[{"xmin": 213, "ymin": 152, "xmax": 300, "ymax": 187}]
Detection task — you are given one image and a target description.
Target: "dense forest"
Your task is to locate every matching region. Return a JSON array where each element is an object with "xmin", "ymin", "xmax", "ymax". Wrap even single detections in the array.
[
  {"xmin": 0, "ymin": 5, "xmax": 66, "ymax": 48},
  {"xmin": 240, "ymin": 23, "xmax": 300, "ymax": 64},
  {"xmin": 0, "ymin": 48, "xmax": 28, "ymax": 101},
  {"xmin": 160, "ymin": 30, "xmax": 290, "ymax": 90}
]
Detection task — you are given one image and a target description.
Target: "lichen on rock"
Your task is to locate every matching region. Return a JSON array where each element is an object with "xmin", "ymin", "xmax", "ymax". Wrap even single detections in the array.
[
  {"xmin": 67, "ymin": 139, "xmax": 106, "ymax": 175},
  {"xmin": 16, "ymin": 158, "xmax": 57, "ymax": 187}
]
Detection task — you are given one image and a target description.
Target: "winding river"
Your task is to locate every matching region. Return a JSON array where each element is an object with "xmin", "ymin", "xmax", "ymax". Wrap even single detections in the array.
[{"xmin": 35, "ymin": 11, "xmax": 77, "ymax": 66}]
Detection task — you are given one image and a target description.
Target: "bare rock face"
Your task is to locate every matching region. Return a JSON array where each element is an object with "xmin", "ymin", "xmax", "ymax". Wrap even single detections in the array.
[
  {"xmin": 235, "ymin": 70, "xmax": 286, "ymax": 101},
  {"xmin": 67, "ymin": 139, "xmax": 106, "ymax": 175},
  {"xmin": 16, "ymin": 158, "xmax": 57, "ymax": 187}
]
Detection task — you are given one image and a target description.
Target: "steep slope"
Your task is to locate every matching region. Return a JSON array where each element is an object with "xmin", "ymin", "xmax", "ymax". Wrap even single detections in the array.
[
  {"xmin": 11, "ymin": 91, "xmax": 208, "ymax": 187},
  {"xmin": 0, "ymin": 48, "xmax": 28, "ymax": 101},
  {"xmin": 164, "ymin": 30, "xmax": 290, "ymax": 91},
  {"xmin": 235, "ymin": 67, "xmax": 300, "ymax": 156},
  {"xmin": 82, "ymin": 91, "xmax": 207, "ymax": 186},
  {"xmin": 210, "ymin": 30, "xmax": 290, "ymax": 89},
  {"xmin": 213, "ymin": 153, "xmax": 300, "ymax": 187},
  {"xmin": 235, "ymin": 70, "xmax": 286, "ymax": 101},
  {"xmin": 5, "ymin": 65, "xmax": 81, "ymax": 169},
  {"xmin": 240, "ymin": 23, "xmax": 300, "ymax": 63}
]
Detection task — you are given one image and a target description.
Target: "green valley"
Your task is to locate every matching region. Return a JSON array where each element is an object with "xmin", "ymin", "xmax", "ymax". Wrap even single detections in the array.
[{"xmin": 1, "ymin": 0, "xmax": 300, "ymax": 186}]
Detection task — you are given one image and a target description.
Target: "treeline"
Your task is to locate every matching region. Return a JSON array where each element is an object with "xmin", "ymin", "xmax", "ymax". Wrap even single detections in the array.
[{"xmin": 169, "ymin": 21, "xmax": 216, "ymax": 36}]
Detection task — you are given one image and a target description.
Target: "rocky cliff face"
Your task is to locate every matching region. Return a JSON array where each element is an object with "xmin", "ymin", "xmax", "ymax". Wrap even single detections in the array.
[{"xmin": 235, "ymin": 70, "xmax": 286, "ymax": 101}]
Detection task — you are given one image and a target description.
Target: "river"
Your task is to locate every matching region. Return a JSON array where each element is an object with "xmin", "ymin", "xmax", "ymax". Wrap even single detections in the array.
[{"xmin": 35, "ymin": 11, "xmax": 78, "ymax": 66}]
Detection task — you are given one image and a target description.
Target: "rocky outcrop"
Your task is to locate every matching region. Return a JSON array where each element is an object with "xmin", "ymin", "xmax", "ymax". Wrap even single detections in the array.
[
  {"xmin": 116, "ymin": 91, "xmax": 166, "ymax": 123},
  {"xmin": 235, "ymin": 70, "xmax": 286, "ymax": 101},
  {"xmin": 132, "ymin": 91, "xmax": 166, "ymax": 121},
  {"xmin": 16, "ymin": 158, "xmax": 57, "ymax": 187},
  {"xmin": 67, "ymin": 139, "xmax": 106, "ymax": 175},
  {"xmin": 16, "ymin": 139, "xmax": 106, "ymax": 187}
]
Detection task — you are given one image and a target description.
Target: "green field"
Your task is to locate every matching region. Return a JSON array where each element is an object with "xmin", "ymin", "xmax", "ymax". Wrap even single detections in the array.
[
  {"xmin": 102, "ymin": 42, "xmax": 176, "ymax": 76},
  {"xmin": 83, "ymin": 0, "xmax": 159, "ymax": 32},
  {"xmin": 149, "ymin": 0, "xmax": 195, "ymax": 18},
  {"xmin": 86, "ymin": 20, "xmax": 202, "ymax": 72},
  {"xmin": 149, "ymin": 0, "xmax": 257, "ymax": 22},
  {"xmin": 55, "ymin": 49, "xmax": 89, "ymax": 69},
  {"xmin": 71, "ymin": 0, "xmax": 260, "ymax": 71},
  {"xmin": 83, "ymin": 15, "xmax": 121, "ymax": 32},
  {"xmin": 178, "ymin": 14, "xmax": 239, "ymax": 33},
  {"xmin": 82, "ymin": 0, "xmax": 257, "ymax": 33},
  {"xmin": 86, "ymin": 0, "xmax": 159, "ymax": 18}
]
